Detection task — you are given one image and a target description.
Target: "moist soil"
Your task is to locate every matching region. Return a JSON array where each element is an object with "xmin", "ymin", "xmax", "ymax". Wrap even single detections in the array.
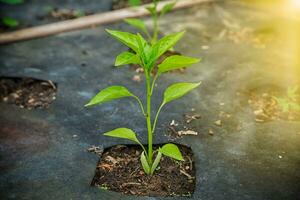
[
  {"xmin": 0, "ymin": 77, "xmax": 57, "ymax": 109},
  {"xmin": 112, "ymin": 0, "xmax": 154, "ymax": 10},
  {"xmin": 91, "ymin": 144, "xmax": 195, "ymax": 197}
]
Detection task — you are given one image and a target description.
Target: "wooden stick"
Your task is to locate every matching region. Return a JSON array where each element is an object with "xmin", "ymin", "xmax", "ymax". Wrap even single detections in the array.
[{"xmin": 0, "ymin": 0, "xmax": 214, "ymax": 44}]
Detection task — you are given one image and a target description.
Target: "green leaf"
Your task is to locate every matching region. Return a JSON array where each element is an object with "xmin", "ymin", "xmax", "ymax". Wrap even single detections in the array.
[
  {"xmin": 150, "ymin": 151, "xmax": 162, "ymax": 174},
  {"xmin": 290, "ymin": 102, "xmax": 300, "ymax": 111},
  {"xmin": 129, "ymin": 0, "xmax": 141, "ymax": 6},
  {"xmin": 140, "ymin": 151, "xmax": 150, "ymax": 174},
  {"xmin": 288, "ymin": 86, "xmax": 298, "ymax": 94},
  {"xmin": 275, "ymin": 97, "xmax": 290, "ymax": 112},
  {"xmin": 158, "ymin": 55, "xmax": 200, "ymax": 74},
  {"xmin": 159, "ymin": 143, "xmax": 184, "ymax": 161},
  {"xmin": 1, "ymin": 17, "xmax": 19, "ymax": 27},
  {"xmin": 136, "ymin": 33, "xmax": 152, "ymax": 68},
  {"xmin": 151, "ymin": 31, "xmax": 185, "ymax": 61},
  {"xmin": 106, "ymin": 29, "xmax": 139, "ymax": 52},
  {"xmin": 146, "ymin": 6, "xmax": 156, "ymax": 16},
  {"xmin": 0, "ymin": 0, "xmax": 23, "ymax": 4},
  {"xmin": 163, "ymin": 82, "xmax": 201, "ymax": 104},
  {"xmin": 160, "ymin": 2, "xmax": 176, "ymax": 16},
  {"xmin": 103, "ymin": 128, "xmax": 140, "ymax": 144},
  {"xmin": 115, "ymin": 51, "xmax": 140, "ymax": 66},
  {"xmin": 136, "ymin": 33, "xmax": 147, "ymax": 60},
  {"xmin": 124, "ymin": 18, "xmax": 147, "ymax": 33},
  {"xmin": 287, "ymin": 86, "xmax": 299, "ymax": 100},
  {"xmin": 85, "ymin": 86, "xmax": 134, "ymax": 107}
]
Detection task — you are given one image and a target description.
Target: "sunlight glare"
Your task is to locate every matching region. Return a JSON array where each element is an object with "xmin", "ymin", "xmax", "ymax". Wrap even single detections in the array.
[{"xmin": 291, "ymin": 0, "xmax": 300, "ymax": 9}]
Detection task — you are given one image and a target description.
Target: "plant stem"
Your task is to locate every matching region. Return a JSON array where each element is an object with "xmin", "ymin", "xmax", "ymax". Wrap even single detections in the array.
[
  {"xmin": 146, "ymin": 73, "xmax": 153, "ymax": 165},
  {"xmin": 152, "ymin": 1, "xmax": 159, "ymax": 44},
  {"xmin": 152, "ymin": 102, "xmax": 164, "ymax": 134},
  {"xmin": 144, "ymin": 30, "xmax": 152, "ymax": 43},
  {"xmin": 153, "ymin": 16, "xmax": 158, "ymax": 44},
  {"xmin": 137, "ymin": 140, "xmax": 148, "ymax": 158},
  {"xmin": 133, "ymin": 95, "xmax": 146, "ymax": 117},
  {"xmin": 150, "ymin": 74, "xmax": 158, "ymax": 95}
]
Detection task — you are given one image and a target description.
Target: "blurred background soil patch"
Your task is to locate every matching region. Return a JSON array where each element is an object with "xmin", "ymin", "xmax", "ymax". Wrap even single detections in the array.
[
  {"xmin": 248, "ymin": 90, "xmax": 300, "ymax": 122},
  {"xmin": 0, "ymin": 77, "xmax": 57, "ymax": 109}
]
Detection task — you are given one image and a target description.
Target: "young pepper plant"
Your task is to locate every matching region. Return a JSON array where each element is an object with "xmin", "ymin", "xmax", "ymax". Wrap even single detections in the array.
[
  {"xmin": 85, "ymin": 29, "xmax": 201, "ymax": 175},
  {"xmin": 274, "ymin": 86, "xmax": 300, "ymax": 112},
  {"xmin": 125, "ymin": 0, "xmax": 176, "ymax": 44},
  {"xmin": 0, "ymin": 0, "xmax": 23, "ymax": 28}
]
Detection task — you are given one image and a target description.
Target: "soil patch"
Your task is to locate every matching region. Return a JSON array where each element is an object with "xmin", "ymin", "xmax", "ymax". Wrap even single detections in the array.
[
  {"xmin": 248, "ymin": 91, "xmax": 300, "ymax": 122},
  {"xmin": 91, "ymin": 144, "xmax": 195, "ymax": 197},
  {"xmin": 0, "ymin": 77, "xmax": 57, "ymax": 109}
]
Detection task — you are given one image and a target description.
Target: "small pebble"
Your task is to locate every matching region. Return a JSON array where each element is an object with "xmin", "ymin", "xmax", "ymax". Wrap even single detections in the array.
[
  {"xmin": 132, "ymin": 75, "xmax": 141, "ymax": 82},
  {"xmin": 254, "ymin": 109, "xmax": 263, "ymax": 115},
  {"xmin": 201, "ymin": 45, "xmax": 210, "ymax": 50},
  {"xmin": 170, "ymin": 120, "xmax": 178, "ymax": 126},
  {"xmin": 255, "ymin": 118, "xmax": 264, "ymax": 123},
  {"xmin": 214, "ymin": 120, "xmax": 222, "ymax": 126},
  {"xmin": 262, "ymin": 93, "xmax": 269, "ymax": 97},
  {"xmin": 135, "ymin": 68, "xmax": 144, "ymax": 73},
  {"xmin": 28, "ymin": 98, "xmax": 35, "ymax": 103}
]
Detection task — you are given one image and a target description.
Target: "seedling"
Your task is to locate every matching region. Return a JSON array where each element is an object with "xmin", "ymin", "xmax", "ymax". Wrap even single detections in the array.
[
  {"xmin": 1, "ymin": 17, "xmax": 19, "ymax": 27},
  {"xmin": 0, "ymin": 0, "xmax": 22, "ymax": 28},
  {"xmin": 125, "ymin": 0, "xmax": 176, "ymax": 44},
  {"xmin": 274, "ymin": 86, "xmax": 300, "ymax": 112},
  {"xmin": 85, "ymin": 29, "xmax": 201, "ymax": 175}
]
